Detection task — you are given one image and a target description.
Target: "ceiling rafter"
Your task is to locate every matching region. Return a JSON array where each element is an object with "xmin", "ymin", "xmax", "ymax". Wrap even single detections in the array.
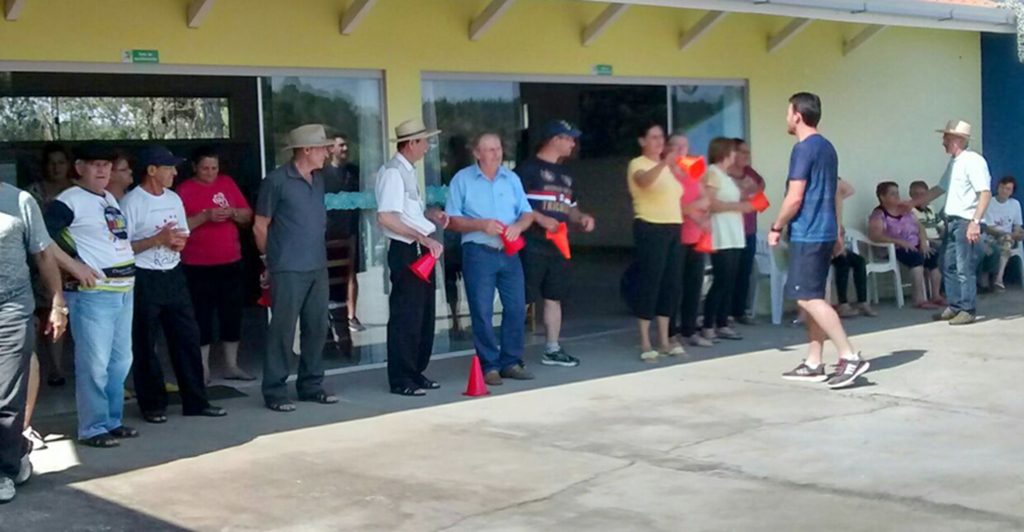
[
  {"xmin": 767, "ymin": 17, "xmax": 812, "ymax": 53},
  {"xmin": 470, "ymin": 0, "xmax": 517, "ymax": 41},
  {"xmin": 679, "ymin": 11, "xmax": 728, "ymax": 51},
  {"xmin": 843, "ymin": 24, "xmax": 887, "ymax": 55},
  {"xmin": 582, "ymin": 3, "xmax": 631, "ymax": 46},
  {"xmin": 340, "ymin": 0, "xmax": 379, "ymax": 35},
  {"xmin": 5, "ymin": 0, "xmax": 29, "ymax": 21}
]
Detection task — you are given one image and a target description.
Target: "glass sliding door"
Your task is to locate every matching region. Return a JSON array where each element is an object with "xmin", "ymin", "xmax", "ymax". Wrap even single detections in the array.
[{"xmin": 670, "ymin": 84, "xmax": 747, "ymax": 157}]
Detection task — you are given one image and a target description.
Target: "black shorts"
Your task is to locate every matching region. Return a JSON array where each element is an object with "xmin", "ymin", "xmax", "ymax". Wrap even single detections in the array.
[
  {"xmin": 785, "ymin": 241, "xmax": 835, "ymax": 301},
  {"xmin": 522, "ymin": 247, "xmax": 571, "ymax": 303},
  {"xmin": 895, "ymin": 248, "xmax": 939, "ymax": 270}
]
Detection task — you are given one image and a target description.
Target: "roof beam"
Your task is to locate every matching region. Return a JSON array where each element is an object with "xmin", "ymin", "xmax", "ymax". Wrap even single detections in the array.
[
  {"xmin": 582, "ymin": 3, "xmax": 630, "ymax": 47},
  {"xmin": 767, "ymin": 17, "xmax": 811, "ymax": 54},
  {"xmin": 470, "ymin": 0, "xmax": 516, "ymax": 42},
  {"xmin": 340, "ymin": 0, "xmax": 379, "ymax": 36},
  {"xmin": 843, "ymin": 24, "xmax": 886, "ymax": 56},
  {"xmin": 679, "ymin": 11, "xmax": 727, "ymax": 51},
  {"xmin": 187, "ymin": 0, "xmax": 216, "ymax": 28},
  {"xmin": 4, "ymin": 0, "xmax": 28, "ymax": 21}
]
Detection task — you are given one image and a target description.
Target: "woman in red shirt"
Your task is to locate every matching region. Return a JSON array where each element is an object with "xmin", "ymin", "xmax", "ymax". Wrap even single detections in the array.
[{"xmin": 178, "ymin": 147, "xmax": 254, "ymax": 382}]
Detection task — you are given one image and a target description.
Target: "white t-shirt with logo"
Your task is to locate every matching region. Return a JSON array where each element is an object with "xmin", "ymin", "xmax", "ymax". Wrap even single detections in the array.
[
  {"xmin": 122, "ymin": 186, "xmax": 190, "ymax": 271},
  {"xmin": 48, "ymin": 186, "xmax": 135, "ymax": 292},
  {"xmin": 983, "ymin": 197, "xmax": 1023, "ymax": 235},
  {"xmin": 938, "ymin": 150, "xmax": 992, "ymax": 220}
]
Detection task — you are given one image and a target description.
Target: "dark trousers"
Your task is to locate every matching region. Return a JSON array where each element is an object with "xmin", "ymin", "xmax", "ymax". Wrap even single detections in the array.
[
  {"xmin": 387, "ymin": 241, "xmax": 436, "ymax": 389},
  {"xmin": 184, "ymin": 262, "xmax": 243, "ymax": 346},
  {"xmin": 263, "ymin": 269, "xmax": 330, "ymax": 404},
  {"xmin": 633, "ymin": 220, "xmax": 683, "ymax": 320},
  {"xmin": 132, "ymin": 267, "xmax": 210, "ymax": 416},
  {"xmin": 731, "ymin": 233, "xmax": 757, "ymax": 318},
  {"xmin": 675, "ymin": 244, "xmax": 707, "ymax": 337},
  {"xmin": 462, "ymin": 243, "xmax": 526, "ymax": 374},
  {"xmin": 704, "ymin": 249, "xmax": 742, "ymax": 329},
  {"xmin": 832, "ymin": 252, "xmax": 868, "ymax": 304},
  {"xmin": 0, "ymin": 294, "xmax": 32, "ymax": 477}
]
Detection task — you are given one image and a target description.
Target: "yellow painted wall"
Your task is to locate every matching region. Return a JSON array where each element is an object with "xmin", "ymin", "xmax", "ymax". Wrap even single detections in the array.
[{"xmin": 0, "ymin": 0, "xmax": 982, "ymax": 227}]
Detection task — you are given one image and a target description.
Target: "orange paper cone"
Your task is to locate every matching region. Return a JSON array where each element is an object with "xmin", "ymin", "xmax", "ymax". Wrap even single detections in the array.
[
  {"xmin": 749, "ymin": 191, "xmax": 770, "ymax": 213},
  {"xmin": 463, "ymin": 355, "xmax": 491, "ymax": 397},
  {"xmin": 500, "ymin": 225, "xmax": 526, "ymax": 256},
  {"xmin": 695, "ymin": 231, "xmax": 715, "ymax": 254},
  {"xmin": 409, "ymin": 253, "xmax": 437, "ymax": 283},
  {"xmin": 677, "ymin": 156, "xmax": 707, "ymax": 181},
  {"xmin": 546, "ymin": 222, "xmax": 572, "ymax": 260}
]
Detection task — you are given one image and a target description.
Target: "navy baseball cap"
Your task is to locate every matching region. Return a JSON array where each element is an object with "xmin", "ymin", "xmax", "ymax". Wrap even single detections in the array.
[
  {"xmin": 137, "ymin": 146, "xmax": 184, "ymax": 169},
  {"xmin": 539, "ymin": 120, "xmax": 582, "ymax": 141}
]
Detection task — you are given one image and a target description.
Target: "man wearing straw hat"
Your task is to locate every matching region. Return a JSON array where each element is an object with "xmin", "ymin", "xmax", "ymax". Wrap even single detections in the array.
[
  {"xmin": 908, "ymin": 120, "xmax": 992, "ymax": 326},
  {"xmin": 254, "ymin": 124, "xmax": 339, "ymax": 412},
  {"xmin": 375, "ymin": 119, "xmax": 449, "ymax": 397}
]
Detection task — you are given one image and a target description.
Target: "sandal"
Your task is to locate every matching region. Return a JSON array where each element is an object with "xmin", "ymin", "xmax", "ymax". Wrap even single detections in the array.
[
  {"xmin": 660, "ymin": 344, "xmax": 686, "ymax": 357},
  {"xmin": 417, "ymin": 378, "xmax": 441, "ymax": 390},
  {"xmin": 266, "ymin": 401, "xmax": 296, "ymax": 413},
  {"xmin": 79, "ymin": 434, "xmax": 120, "ymax": 448},
  {"xmin": 109, "ymin": 426, "xmax": 139, "ymax": 439},
  {"xmin": 298, "ymin": 392, "xmax": 339, "ymax": 405},
  {"xmin": 640, "ymin": 350, "xmax": 660, "ymax": 363},
  {"xmin": 391, "ymin": 386, "xmax": 426, "ymax": 397},
  {"xmin": 142, "ymin": 412, "xmax": 168, "ymax": 424}
]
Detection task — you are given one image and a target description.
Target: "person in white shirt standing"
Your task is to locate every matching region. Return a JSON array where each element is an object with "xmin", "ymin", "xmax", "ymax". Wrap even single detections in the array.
[
  {"xmin": 982, "ymin": 176, "xmax": 1024, "ymax": 291},
  {"xmin": 121, "ymin": 147, "xmax": 226, "ymax": 424},
  {"xmin": 375, "ymin": 119, "xmax": 449, "ymax": 396},
  {"xmin": 911, "ymin": 120, "xmax": 992, "ymax": 325}
]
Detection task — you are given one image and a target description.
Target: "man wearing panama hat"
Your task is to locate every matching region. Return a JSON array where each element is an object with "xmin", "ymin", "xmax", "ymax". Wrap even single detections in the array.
[
  {"xmin": 375, "ymin": 119, "xmax": 449, "ymax": 396},
  {"xmin": 254, "ymin": 124, "xmax": 339, "ymax": 411},
  {"xmin": 910, "ymin": 120, "xmax": 993, "ymax": 326}
]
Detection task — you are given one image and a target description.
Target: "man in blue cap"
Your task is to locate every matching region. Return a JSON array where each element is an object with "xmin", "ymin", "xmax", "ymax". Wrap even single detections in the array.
[
  {"xmin": 519, "ymin": 120, "xmax": 595, "ymax": 367},
  {"xmin": 121, "ymin": 146, "xmax": 226, "ymax": 423}
]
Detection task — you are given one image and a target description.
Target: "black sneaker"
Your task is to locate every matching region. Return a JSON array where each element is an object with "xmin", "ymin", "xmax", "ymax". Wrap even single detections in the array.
[
  {"xmin": 541, "ymin": 348, "xmax": 580, "ymax": 367},
  {"xmin": 782, "ymin": 362, "xmax": 828, "ymax": 382},
  {"xmin": 826, "ymin": 356, "xmax": 870, "ymax": 389}
]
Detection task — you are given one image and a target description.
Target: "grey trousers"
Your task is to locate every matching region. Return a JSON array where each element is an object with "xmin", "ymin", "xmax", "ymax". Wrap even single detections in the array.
[
  {"xmin": 0, "ymin": 291, "xmax": 33, "ymax": 478},
  {"xmin": 262, "ymin": 269, "xmax": 330, "ymax": 404}
]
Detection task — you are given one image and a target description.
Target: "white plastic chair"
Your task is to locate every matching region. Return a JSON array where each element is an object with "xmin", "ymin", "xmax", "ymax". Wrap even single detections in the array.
[
  {"xmin": 845, "ymin": 228, "xmax": 905, "ymax": 308},
  {"xmin": 753, "ymin": 231, "xmax": 787, "ymax": 325},
  {"xmin": 1010, "ymin": 241, "xmax": 1024, "ymax": 289}
]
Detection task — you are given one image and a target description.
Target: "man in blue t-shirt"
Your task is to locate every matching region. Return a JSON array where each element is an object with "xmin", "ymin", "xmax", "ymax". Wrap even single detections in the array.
[{"xmin": 768, "ymin": 92, "xmax": 869, "ymax": 390}]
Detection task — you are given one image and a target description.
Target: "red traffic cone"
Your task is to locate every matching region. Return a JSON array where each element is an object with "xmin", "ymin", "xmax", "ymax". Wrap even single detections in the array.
[
  {"xmin": 546, "ymin": 222, "xmax": 571, "ymax": 260},
  {"xmin": 676, "ymin": 155, "xmax": 707, "ymax": 181},
  {"xmin": 500, "ymin": 224, "xmax": 526, "ymax": 256},
  {"xmin": 463, "ymin": 355, "xmax": 491, "ymax": 397},
  {"xmin": 749, "ymin": 190, "xmax": 771, "ymax": 213},
  {"xmin": 695, "ymin": 231, "xmax": 715, "ymax": 254},
  {"xmin": 409, "ymin": 253, "xmax": 437, "ymax": 283},
  {"xmin": 257, "ymin": 287, "xmax": 271, "ymax": 308}
]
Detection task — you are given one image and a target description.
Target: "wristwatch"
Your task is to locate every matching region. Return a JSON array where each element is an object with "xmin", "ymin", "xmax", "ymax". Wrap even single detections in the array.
[{"xmin": 770, "ymin": 226, "xmax": 782, "ymax": 233}]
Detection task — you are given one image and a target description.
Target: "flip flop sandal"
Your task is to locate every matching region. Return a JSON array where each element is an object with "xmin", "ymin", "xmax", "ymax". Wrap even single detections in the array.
[
  {"xmin": 298, "ymin": 392, "xmax": 339, "ymax": 405},
  {"xmin": 418, "ymin": 379, "xmax": 441, "ymax": 390},
  {"xmin": 661, "ymin": 345, "xmax": 686, "ymax": 357},
  {"xmin": 142, "ymin": 412, "xmax": 168, "ymax": 424},
  {"xmin": 266, "ymin": 401, "xmax": 296, "ymax": 413},
  {"xmin": 109, "ymin": 426, "xmax": 139, "ymax": 438},
  {"xmin": 391, "ymin": 387, "xmax": 426, "ymax": 397},
  {"xmin": 640, "ymin": 350, "xmax": 660, "ymax": 363},
  {"xmin": 79, "ymin": 434, "xmax": 120, "ymax": 448}
]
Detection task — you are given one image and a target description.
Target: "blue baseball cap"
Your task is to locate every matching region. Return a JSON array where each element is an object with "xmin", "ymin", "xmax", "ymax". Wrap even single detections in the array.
[
  {"xmin": 137, "ymin": 146, "xmax": 184, "ymax": 169},
  {"xmin": 539, "ymin": 120, "xmax": 582, "ymax": 141}
]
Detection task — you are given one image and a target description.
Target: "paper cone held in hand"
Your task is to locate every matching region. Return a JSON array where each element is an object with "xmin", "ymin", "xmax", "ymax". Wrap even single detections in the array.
[
  {"xmin": 409, "ymin": 253, "xmax": 436, "ymax": 283},
  {"xmin": 463, "ymin": 355, "xmax": 491, "ymax": 397},
  {"xmin": 676, "ymin": 156, "xmax": 707, "ymax": 181},
  {"xmin": 695, "ymin": 231, "xmax": 715, "ymax": 254},
  {"xmin": 257, "ymin": 288, "xmax": 271, "ymax": 308},
  {"xmin": 500, "ymin": 225, "xmax": 526, "ymax": 256},
  {"xmin": 547, "ymin": 222, "xmax": 571, "ymax": 260},
  {"xmin": 749, "ymin": 191, "xmax": 770, "ymax": 213}
]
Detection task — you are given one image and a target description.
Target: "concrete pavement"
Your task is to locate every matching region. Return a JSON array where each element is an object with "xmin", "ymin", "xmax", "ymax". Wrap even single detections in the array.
[{"xmin": 5, "ymin": 290, "xmax": 1024, "ymax": 531}]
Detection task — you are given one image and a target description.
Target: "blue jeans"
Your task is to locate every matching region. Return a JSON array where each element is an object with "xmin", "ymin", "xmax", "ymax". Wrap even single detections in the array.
[
  {"xmin": 943, "ymin": 218, "xmax": 982, "ymax": 315},
  {"xmin": 462, "ymin": 244, "xmax": 526, "ymax": 374},
  {"xmin": 66, "ymin": 290, "xmax": 134, "ymax": 439}
]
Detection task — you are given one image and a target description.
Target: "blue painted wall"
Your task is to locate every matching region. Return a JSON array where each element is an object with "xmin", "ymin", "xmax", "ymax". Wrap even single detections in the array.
[{"xmin": 981, "ymin": 33, "xmax": 1024, "ymax": 201}]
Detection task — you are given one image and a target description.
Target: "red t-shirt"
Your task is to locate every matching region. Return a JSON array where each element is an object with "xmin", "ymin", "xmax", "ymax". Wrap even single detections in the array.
[{"xmin": 177, "ymin": 175, "xmax": 250, "ymax": 266}]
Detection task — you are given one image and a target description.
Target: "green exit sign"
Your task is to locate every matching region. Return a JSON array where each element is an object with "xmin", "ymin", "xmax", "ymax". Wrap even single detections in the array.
[
  {"xmin": 591, "ymin": 64, "xmax": 613, "ymax": 76},
  {"xmin": 122, "ymin": 49, "xmax": 160, "ymax": 64}
]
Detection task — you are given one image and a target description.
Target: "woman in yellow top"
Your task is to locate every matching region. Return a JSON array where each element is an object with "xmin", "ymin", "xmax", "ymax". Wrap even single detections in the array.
[{"xmin": 627, "ymin": 123, "xmax": 685, "ymax": 362}]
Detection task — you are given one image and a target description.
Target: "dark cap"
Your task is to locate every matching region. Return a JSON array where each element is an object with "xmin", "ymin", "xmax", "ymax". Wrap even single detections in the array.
[
  {"xmin": 73, "ymin": 142, "xmax": 117, "ymax": 162},
  {"xmin": 137, "ymin": 146, "xmax": 184, "ymax": 170},
  {"xmin": 540, "ymin": 120, "xmax": 582, "ymax": 141}
]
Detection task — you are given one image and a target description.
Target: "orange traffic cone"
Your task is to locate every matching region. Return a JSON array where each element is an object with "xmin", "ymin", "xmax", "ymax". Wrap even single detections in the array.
[
  {"xmin": 463, "ymin": 356, "xmax": 491, "ymax": 397},
  {"xmin": 676, "ymin": 155, "xmax": 707, "ymax": 181},
  {"xmin": 409, "ymin": 253, "xmax": 437, "ymax": 282},
  {"xmin": 749, "ymin": 191, "xmax": 771, "ymax": 213},
  {"xmin": 257, "ymin": 287, "xmax": 271, "ymax": 308},
  {"xmin": 500, "ymin": 225, "xmax": 526, "ymax": 256},
  {"xmin": 695, "ymin": 231, "xmax": 715, "ymax": 254},
  {"xmin": 546, "ymin": 222, "xmax": 571, "ymax": 260}
]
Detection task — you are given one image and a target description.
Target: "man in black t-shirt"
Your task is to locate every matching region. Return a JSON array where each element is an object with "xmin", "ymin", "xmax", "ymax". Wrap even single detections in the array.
[{"xmin": 520, "ymin": 121, "xmax": 595, "ymax": 367}]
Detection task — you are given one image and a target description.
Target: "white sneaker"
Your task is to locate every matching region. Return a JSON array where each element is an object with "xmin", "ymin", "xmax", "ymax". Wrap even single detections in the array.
[
  {"xmin": 14, "ymin": 455, "xmax": 31, "ymax": 486},
  {"xmin": 23, "ymin": 427, "xmax": 46, "ymax": 452},
  {"xmin": 686, "ymin": 334, "xmax": 714, "ymax": 348},
  {"xmin": 701, "ymin": 328, "xmax": 718, "ymax": 341},
  {"xmin": 0, "ymin": 477, "xmax": 14, "ymax": 503}
]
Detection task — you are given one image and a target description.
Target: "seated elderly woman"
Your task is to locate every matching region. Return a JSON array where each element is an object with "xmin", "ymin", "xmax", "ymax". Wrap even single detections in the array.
[{"xmin": 868, "ymin": 182, "xmax": 940, "ymax": 309}]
